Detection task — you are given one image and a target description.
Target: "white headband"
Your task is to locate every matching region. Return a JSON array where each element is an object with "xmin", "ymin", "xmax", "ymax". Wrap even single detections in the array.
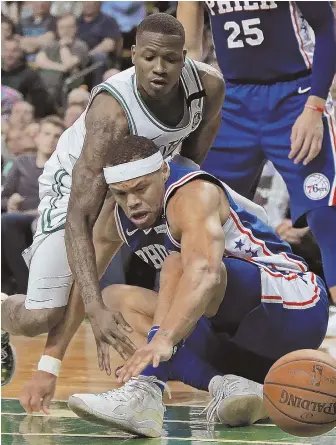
[{"xmin": 104, "ymin": 151, "xmax": 164, "ymax": 184}]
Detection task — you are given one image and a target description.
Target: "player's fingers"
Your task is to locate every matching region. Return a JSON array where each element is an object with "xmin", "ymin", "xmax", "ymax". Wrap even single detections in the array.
[
  {"xmin": 42, "ymin": 393, "xmax": 53, "ymax": 415},
  {"xmin": 117, "ymin": 365, "xmax": 128, "ymax": 383},
  {"xmin": 294, "ymin": 133, "xmax": 313, "ymax": 164},
  {"xmin": 30, "ymin": 393, "xmax": 42, "ymax": 412},
  {"xmin": 290, "ymin": 123, "xmax": 298, "ymax": 144},
  {"xmin": 152, "ymin": 354, "xmax": 161, "ymax": 368},
  {"xmin": 115, "ymin": 312, "xmax": 133, "ymax": 333},
  {"xmin": 20, "ymin": 392, "xmax": 33, "ymax": 414},
  {"xmin": 96, "ymin": 344, "xmax": 104, "ymax": 371},
  {"xmin": 289, "ymin": 129, "xmax": 305, "ymax": 159},
  {"xmin": 303, "ymin": 136, "xmax": 322, "ymax": 165},
  {"xmin": 114, "ymin": 341, "xmax": 130, "ymax": 361},
  {"xmin": 102, "ymin": 345, "xmax": 111, "ymax": 376}
]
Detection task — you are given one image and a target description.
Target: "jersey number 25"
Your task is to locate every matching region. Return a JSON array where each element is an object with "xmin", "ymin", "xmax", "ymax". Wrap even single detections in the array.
[{"xmin": 225, "ymin": 18, "xmax": 264, "ymax": 48}]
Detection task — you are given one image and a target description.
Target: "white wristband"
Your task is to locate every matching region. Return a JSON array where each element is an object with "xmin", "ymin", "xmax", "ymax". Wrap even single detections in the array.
[{"xmin": 37, "ymin": 355, "xmax": 62, "ymax": 377}]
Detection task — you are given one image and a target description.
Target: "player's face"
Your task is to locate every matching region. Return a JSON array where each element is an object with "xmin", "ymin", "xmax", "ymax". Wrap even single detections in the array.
[
  {"xmin": 132, "ymin": 32, "xmax": 186, "ymax": 99},
  {"xmin": 109, "ymin": 164, "xmax": 169, "ymax": 229}
]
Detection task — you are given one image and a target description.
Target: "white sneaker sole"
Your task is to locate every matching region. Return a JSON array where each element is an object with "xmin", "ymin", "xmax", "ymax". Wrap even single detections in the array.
[
  {"xmin": 68, "ymin": 396, "xmax": 162, "ymax": 437},
  {"xmin": 217, "ymin": 394, "xmax": 268, "ymax": 427}
]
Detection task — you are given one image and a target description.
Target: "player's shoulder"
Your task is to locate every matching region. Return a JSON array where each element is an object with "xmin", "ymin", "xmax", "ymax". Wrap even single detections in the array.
[
  {"xmin": 193, "ymin": 60, "xmax": 224, "ymax": 91},
  {"xmin": 193, "ymin": 59, "xmax": 225, "ymax": 108}
]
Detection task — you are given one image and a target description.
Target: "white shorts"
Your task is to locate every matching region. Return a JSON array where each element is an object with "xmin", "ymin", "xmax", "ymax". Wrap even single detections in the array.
[{"xmin": 23, "ymin": 229, "xmax": 73, "ymax": 310}]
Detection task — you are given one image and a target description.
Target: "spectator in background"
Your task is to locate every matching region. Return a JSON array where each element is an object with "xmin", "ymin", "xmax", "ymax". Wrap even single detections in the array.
[
  {"xmin": 1, "ymin": 85, "xmax": 23, "ymax": 121},
  {"xmin": 50, "ymin": 1, "xmax": 83, "ymax": 18},
  {"xmin": 2, "ymin": 38, "xmax": 56, "ymax": 118},
  {"xmin": 101, "ymin": 1, "xmax": 145, "ymax": 70},
  {"xmin": 77, "ymin": 1, "xmax": 121, "ymax": 86},
  {"xmin": 36, "ymin": 14, "xmax": 89, "ymax": 103},
  {"xmin": 7, "ymin": 101, "xmax": 34, "ymax": 132},
  {"xmin": 18, "ymin": 1, "xmax": 56, "ymax": 61},
  {"xmin": 64, "ymin": 102, "xmax": 86, "ymax": 128},
  {"xmin": 1, "ymin": 14, "xmax": 17, "ymax": 48},
  {"xmin": 67, "ymin": 86, "xmax": 90, "ymax": 108},
  {"xmin": 1, "ymin": 116, "xmax": 65, "ymax": 295}
]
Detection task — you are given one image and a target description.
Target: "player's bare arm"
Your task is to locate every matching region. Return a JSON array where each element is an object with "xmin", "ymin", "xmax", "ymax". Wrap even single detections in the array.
[
  {"xmin": 180, "ymin": 63, "xmax": 225, "ymax": 164},
  {"xmin": 65, "ymin": 92, "xmax": 136, "ymax": 366},
  {"xmin": 156, "ymin": 179, "xmax": 229, "ymax": 343},
  {"xmin": 118, "ymin": 179, "xmax": 229, "ymax": 380},
  {"xmin": 176, "ymin": 1, "xmax": 204, "ymax": 60}
]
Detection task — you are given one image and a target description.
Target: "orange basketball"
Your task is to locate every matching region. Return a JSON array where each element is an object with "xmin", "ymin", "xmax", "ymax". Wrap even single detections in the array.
[{"xmin": 263, "ymin": 349, "xmax": 336, "ymax": 437}]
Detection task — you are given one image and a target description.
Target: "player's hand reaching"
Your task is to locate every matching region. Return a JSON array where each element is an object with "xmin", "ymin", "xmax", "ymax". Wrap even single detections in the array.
[
  {"xmin": 289, "ymin": 101, "xmax": 324, "ymax": 166},
  {"xmin": 117, "ymin": 336, "xmax": 174, "ymax": 383},
  {"xmin": 88, "ymin": 306, "xmax": 136, "ymax": 375},
  {"xmin": 20, "ymin": 371, "xmax": 57, "ymax": 414}
]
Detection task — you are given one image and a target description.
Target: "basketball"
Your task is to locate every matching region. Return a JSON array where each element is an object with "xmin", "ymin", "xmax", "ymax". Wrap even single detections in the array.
[{"xmin": 263, "ymin": 350, "xmax": 336, "ymax": 437}]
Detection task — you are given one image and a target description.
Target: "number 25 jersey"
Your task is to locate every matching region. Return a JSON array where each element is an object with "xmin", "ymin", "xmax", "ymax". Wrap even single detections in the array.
[{"xmin": 206, "ymin": 1, "xmax": 314, "ymax": 81}]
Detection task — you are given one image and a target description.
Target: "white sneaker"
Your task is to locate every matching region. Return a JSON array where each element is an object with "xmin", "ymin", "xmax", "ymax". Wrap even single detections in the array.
[
  {"xmin": 204, "ymin": 375, "xmax": 269, "ymax": 427},
  {"xmin": 68, "ymin": 376, "xmax": 170, "ymax": 437},
  {"xmin": 326, "ymin": 308, "xmax": 336, "ymax": 338}
]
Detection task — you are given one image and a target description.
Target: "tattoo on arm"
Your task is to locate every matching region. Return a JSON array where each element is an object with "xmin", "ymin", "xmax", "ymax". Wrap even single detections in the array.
[{"xmin": 65, "ymin": 94, "xmax": 128, "ymax": 310}]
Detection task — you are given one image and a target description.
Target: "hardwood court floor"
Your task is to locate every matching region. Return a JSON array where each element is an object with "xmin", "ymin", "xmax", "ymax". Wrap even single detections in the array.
[{"xmin": 2, "ymin": 323, "xmax": 336, "ymax": 445}]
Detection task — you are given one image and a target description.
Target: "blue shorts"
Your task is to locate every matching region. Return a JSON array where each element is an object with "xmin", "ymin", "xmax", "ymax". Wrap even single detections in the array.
[
  {"xmin": 202, "ymin": 74, "xmax": 336, "ymax": 224},
  {"xmin": 191, "ymin": 258, "xmax": 329, "ymax": 363}
]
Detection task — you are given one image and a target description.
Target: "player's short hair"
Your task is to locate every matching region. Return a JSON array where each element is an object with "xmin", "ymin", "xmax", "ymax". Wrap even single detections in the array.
[
  {"xmin": 136, "ymin": 13, "xmax": 185, "ymax": 44},
  {"xmin": 110, "ymin": 135, "xmax": 159, "ymax": 166},
  {"xmin": 40, "ymin": 115, "xmax": 65, "ymax": 132}
]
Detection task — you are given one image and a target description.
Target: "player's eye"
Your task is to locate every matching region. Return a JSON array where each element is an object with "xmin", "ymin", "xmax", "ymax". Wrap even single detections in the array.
[{"xmin": 145, "ymin": 56, "xmax": 154, "ymax": 61}]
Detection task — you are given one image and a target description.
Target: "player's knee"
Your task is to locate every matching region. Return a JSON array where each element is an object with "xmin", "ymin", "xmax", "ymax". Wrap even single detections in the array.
[
  {"xmin": 102, "ymin": 284, "xmax": 138, "ymax": 314},
  {"xmin": 21, "ymin": 306, "xmax": 65, "ymax": 337},
  {"xmin": 161, "ymin": 252, "xmax": 183, "ymax": 275}
]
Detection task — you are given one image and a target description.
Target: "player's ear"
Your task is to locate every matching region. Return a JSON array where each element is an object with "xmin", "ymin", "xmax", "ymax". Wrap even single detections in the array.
[
  {"xmin": 131, "ymin": 45, "xmax": 136, "ymax": 65},
  {"xmin": 183, "ymin": 49, "xmax": 187, "ymax": 64},
  {"xmin": 162, "ymin": 162, "xmax": 170, "ymax": 182}
]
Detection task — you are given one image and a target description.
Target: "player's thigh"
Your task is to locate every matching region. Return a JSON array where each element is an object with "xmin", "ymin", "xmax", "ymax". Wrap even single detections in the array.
[
  {"xmin": 264, "ymin": 91, "xmax": 336, "ymax": 225},
  {"xmin": 202, "ymin": 83, "xmax": 264, "ymax": 198},
  {"xmin": 102, "ymin": 284, "xmax": 158, "ymax": 319},
  {"xmin": 231, "ymin": 270, "xmax": 329, "ymax": 361},
  {"xmin": 24, "ymin": 229, "xmax": 73, "ymax": 310}
]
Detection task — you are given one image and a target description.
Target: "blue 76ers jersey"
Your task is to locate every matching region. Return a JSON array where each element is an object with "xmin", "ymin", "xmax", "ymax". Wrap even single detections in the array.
[
  {"xmin": 114, "ymin": 160, "xmax": 308, "ymax": 275},
  {"xmin": 205, "ymin": 1, "xmax": 314, "ymax": 81}
]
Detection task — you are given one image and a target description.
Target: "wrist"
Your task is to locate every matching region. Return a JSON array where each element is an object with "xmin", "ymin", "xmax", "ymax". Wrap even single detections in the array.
[
  {"xmin": 304, "ymin": 104, "xmax": 324, "ymax": 114},
  {"xmin": 306, "ymin": 95, "xmax": 326, "ymax": 109},
  {"xmin": 86, "ymin": 300, "xmax": 105, "ymax": 316},
  {"xmin": 37, "ymin": 355, "xmax": 61, "ymax": 377}
]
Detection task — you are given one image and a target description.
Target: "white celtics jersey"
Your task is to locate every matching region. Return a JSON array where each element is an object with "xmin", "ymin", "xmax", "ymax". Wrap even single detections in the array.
[{"xmin": 37, "ymin": 58, "xmax": 205, "ymax": 234}]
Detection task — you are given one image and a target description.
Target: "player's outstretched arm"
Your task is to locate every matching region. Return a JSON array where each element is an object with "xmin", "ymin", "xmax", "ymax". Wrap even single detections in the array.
[
  {"xmin": 65, "ymin": 93, "xmax": 136, "ymax": 362},
  {"xmin": 158, "ymin": 179, "xmax": 229, "ymax": 345},
  {"xmin": 180, "ymin": 62, "xmax": 225, "ymax": 165},
  {"xmin": 177, "ymin": 1, "xmax": 204, "ymax": 60}
]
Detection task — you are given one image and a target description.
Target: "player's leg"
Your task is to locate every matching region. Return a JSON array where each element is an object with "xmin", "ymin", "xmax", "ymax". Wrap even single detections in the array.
[
  {"xmin": 201, "ymin": 81, "xmax": 265, "ymax": 199},
  {"xmin": 263, "ymin": 79, "xmax": 336, "ymax": 305},
  {"xmin": 1, "ymin": 229, "xmax": 71, "ymax": 338}
]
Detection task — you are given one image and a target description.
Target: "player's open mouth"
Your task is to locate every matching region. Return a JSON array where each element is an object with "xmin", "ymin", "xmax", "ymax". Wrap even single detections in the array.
[
  {"xmin": 150, "ymin": 79, "xmax": 166, "ymax": 89},
  {"xmin": 130, "ymin": 211, "xmax": 149, "ymax": 225}
]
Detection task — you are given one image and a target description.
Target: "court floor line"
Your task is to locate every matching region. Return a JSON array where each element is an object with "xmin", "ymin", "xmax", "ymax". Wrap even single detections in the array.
[
  {"xmin": 0, "ymin": 434, "xmax": 309, "ymax": 445},
  {"xmin": 1, "ymin": 411, "xmax": 277, "ymax": 427}
]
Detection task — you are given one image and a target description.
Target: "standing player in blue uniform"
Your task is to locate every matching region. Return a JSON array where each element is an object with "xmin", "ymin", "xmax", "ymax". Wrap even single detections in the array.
[
  {"xmin": 67, "ymin": 136, "xmax": 329, "ymax": 437},
  {"xmin": 177, "ymin": 2, "xmax": 336, "ymax": 306}
]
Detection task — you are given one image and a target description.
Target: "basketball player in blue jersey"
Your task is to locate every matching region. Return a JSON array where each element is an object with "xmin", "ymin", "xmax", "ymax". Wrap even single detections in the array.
[
  {"xmin": 68, "ymin": 136, "xmax": 329, "ymax": 437},
  {"xmin": 177, "ymin": 2, "xmax": 336, "ymax": 310}
]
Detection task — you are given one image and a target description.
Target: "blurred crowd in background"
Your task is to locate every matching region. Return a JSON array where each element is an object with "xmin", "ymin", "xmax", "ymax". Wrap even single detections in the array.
[{"xmin": 1, "ymin": 1, "xmax": 336, "ymax": 302}]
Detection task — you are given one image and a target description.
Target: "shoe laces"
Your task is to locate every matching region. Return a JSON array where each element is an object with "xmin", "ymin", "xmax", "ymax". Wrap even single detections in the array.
[
  {"xmin": 99, "ymin": 376, "xmax": 171, "ymax": 403},
  {"xmin": 1, "ymin": 348, "xmax": 8, "ymax": 364},
  {"xmin": 201, "ymin": 376, "xmax": 250, "ymax": 423}
]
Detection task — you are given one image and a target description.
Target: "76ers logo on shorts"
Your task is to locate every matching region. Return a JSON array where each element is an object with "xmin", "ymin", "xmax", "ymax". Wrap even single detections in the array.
[{"xmin": 304, "ymin": 173, "xmax": 330, "ymax": 200}]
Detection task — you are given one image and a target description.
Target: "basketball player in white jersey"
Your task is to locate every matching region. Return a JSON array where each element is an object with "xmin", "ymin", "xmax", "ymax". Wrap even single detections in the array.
[{"xmin": 1, "ymin": 13, "xmax": 224, "ymax": 409}]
